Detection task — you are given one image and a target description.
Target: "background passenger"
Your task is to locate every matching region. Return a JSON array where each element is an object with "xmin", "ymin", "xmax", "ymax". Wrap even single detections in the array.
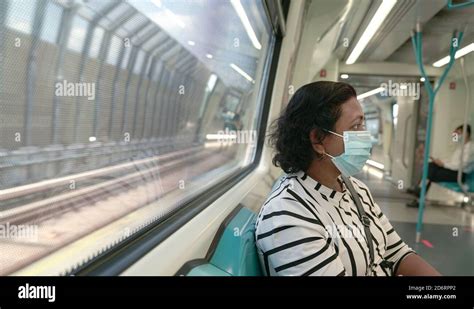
[
  {"xmin": 224, "ymin": 113, "xmax": 243, "ymax": 131},
  {"xmin": 406, "ymin": 124, "xmax": 474, "ymax": 208}
]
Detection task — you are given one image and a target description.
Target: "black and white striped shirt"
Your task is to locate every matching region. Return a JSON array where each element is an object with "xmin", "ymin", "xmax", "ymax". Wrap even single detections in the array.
[{"xmin": 255, "ymin": 171, "xmax": 415, "ymax": 276}]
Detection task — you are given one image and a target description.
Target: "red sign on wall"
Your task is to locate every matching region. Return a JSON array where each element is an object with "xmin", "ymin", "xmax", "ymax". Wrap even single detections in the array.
[
  {"xmin": 320, "ymin": 69, "xmax": 327, "ymax": 77},
  {"xmin": 450, "ymin": 82, "xmax": 456, "ymax": 90}
]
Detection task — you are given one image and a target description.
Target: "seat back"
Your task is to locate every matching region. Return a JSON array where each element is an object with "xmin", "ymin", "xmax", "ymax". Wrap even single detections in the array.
[
  {"xmin": 180, "ymin": 176, "xmax": 290, "ymax": 276},
  {"xmin": 179, "ymin": 206, "xmax": 263, "ymax": 276},
  {"xmin": 438, "ymin": 172, "xmax": 474, "ymax": 193},
  {"xmin": 210, "ymin": 207, "xmax": 262, "ymax": 276},
  {"xmin": 467, "ymin": 172, "xmax": 474, "ymax": 192}
]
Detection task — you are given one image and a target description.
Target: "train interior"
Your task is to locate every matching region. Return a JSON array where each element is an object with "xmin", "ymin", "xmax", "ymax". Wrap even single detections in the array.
[{"xmin": 0, "ymin": 0, "xmax": 473, "ymax": 276}]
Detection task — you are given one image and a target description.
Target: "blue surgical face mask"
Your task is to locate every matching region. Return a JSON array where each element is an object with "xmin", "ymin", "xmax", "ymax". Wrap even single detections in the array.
[{"xmin": 325, "ymin": 130, "xmax": 373, "ymax": 177}]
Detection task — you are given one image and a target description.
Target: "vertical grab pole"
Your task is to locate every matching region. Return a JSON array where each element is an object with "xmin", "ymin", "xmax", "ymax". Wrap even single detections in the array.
[{"xmin": 411, "ymin": 27, "xmax": 463, "ymax": 242}]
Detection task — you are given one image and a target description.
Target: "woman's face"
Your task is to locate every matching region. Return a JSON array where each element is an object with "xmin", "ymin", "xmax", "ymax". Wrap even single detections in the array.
[{"xmin": 322, "ymin": 97, "xmax": 365, "ymax": 157}]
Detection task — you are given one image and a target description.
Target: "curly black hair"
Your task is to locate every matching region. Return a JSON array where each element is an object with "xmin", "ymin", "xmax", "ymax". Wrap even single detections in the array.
[{"xmin": 268, "ymin": 81, "xmax": 357, "ymax": 174}]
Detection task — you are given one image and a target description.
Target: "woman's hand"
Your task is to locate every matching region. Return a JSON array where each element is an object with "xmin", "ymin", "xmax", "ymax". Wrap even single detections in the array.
[{"xmin": 396, "ymin": 253, "xmax": 441, "ymax": 276}]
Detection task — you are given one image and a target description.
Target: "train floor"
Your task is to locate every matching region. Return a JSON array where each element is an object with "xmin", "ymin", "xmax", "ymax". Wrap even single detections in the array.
[{"xmin": 359, "ymin": 166, "xmax": 474, "ymax": 276}]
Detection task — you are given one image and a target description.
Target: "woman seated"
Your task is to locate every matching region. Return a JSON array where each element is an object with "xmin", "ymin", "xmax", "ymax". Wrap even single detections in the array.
[{"xmin": 255, "ymin": 81, "xmax": 440, "ymax": 276}]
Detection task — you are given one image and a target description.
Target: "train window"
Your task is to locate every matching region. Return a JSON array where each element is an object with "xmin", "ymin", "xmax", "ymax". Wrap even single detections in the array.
[
  {"xmin": 5, "ymin": 0, "xmax": 36, "ymax": 34},
  {"xmin": 0, "ymin": 0, "xmax": 275, "ymax": 275},
  {"xmin": 89, "ymin": 26, "xmax": 105, "ymax": 58},
  {"xmin": 66, "ymin": 15, "xmax": 88, "ymax": 53},
  {"xmin": 39, "ymin": 2, "xmax": 62, "ymax": 44}
]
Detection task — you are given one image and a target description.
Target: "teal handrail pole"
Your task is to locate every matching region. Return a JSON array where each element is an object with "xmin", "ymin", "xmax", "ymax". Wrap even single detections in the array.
[
  {"xmin": 447, "ymin": 0, "xmax": 474, "ymax": 9},
  {"xmin": 410, "ymin": 28, "xmax": 463, "ymax": 242}
]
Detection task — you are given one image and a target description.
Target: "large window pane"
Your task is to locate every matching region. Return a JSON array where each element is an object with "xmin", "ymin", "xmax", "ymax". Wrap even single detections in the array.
[{"xmin": 0, "ymin": 0, "xmax": 274, "ymax": 275}]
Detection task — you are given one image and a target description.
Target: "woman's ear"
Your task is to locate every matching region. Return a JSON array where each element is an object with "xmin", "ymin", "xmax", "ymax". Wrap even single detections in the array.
[{"xmin": 309, "ymin": 129, "xmax": 326, "ymax": 156}]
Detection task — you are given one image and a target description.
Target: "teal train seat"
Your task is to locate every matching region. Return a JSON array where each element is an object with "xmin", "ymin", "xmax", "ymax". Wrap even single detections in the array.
[
  {"xmin": 176, "ymin": 205, "xmax": 263, "ymax": 276},
  {"xmin": 438, "ymin": 172, "xmax": 474, "ymax": 193}
]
